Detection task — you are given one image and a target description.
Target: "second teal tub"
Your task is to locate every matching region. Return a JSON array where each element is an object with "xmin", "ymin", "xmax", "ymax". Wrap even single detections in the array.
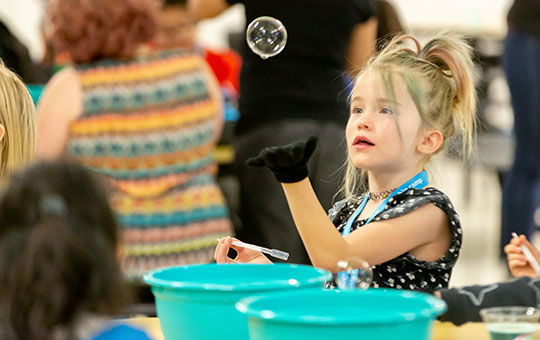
[{"xmin": 236, "ymin": 288, "xmax": 447, "ymax": 340}]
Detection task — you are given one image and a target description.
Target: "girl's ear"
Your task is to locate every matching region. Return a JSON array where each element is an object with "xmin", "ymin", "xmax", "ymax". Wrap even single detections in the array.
[
  {"xmin": 417, "ymin": 129, "xmax": 443, "ymax": 155},
  {"xmin": 0, "ymin": 124, "xmax": 5, "ymax": 142}
]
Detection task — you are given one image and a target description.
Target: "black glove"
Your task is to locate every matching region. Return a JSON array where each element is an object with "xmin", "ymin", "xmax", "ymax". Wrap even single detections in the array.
[{"xmin": 246, "ymin": 136, "xmax": 318, "ymax": 183}]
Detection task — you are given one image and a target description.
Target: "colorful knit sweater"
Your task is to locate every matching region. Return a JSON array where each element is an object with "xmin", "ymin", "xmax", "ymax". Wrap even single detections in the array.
[{"xmin": 66, "ymin": 50, "xmax": 232, "ymax": 279}]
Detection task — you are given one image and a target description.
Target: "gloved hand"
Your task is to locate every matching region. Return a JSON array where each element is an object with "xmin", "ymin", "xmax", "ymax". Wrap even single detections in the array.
[{"xmin": 246, "ymin": 136, "xmax": 318, "ymax": 183}]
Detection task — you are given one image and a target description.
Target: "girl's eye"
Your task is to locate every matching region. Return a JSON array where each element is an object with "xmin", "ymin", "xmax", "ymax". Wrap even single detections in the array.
[
  {"xmin": 380, "ymin": 107, "xmax": 393, "ymax": 114},
  {"xmin": 351, "ymin": 107, "xmax": 363, "ymax": 114}
]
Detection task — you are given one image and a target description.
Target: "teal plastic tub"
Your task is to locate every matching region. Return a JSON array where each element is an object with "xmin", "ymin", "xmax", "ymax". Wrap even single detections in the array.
[
  {"xmin": 236, "ymin": 288, "xmax": 447, "ymax": 340},
  {"xmin": 25, "ymin": 84, "xmax": 45, "ymax": 106},
  {"xmin": 143, "ymin": 263, "xmax": 331, "ymax": 340}
]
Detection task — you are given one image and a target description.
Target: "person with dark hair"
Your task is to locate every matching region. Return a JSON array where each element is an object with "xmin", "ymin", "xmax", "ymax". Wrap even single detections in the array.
[
  {"xmin": 36, "ymin": 0, "xmax": 233, "ymax": 281},
  {"xmin": 0, "ymin": 160, "xmax": 152, "ymax": 340}
]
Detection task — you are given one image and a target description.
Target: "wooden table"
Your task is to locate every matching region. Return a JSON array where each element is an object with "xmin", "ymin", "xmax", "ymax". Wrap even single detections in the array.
[{"xmin": 124, "ymin": 317, "xmax": 540, "ymax": 340}]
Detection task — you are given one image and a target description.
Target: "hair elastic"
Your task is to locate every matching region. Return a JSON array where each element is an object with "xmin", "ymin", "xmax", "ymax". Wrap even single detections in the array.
[{"xmin": 39, "ymin": 193, "xmax": 68, "ymax": 217}]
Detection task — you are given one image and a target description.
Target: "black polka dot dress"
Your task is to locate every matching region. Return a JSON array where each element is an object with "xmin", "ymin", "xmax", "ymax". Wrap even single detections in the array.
[{"xmin": 328, "ymin": 187, "xmax": 461, "ymax": 292}]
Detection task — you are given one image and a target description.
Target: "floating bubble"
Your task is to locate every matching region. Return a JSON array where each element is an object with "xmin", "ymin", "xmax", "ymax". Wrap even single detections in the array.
[
  {"xmin": 246, "ymin": 16, "xmax": 287, "ymax": 59},
  {"xmin": 335, "ymin": 257, "xmax": 373, "ymax": 290}
]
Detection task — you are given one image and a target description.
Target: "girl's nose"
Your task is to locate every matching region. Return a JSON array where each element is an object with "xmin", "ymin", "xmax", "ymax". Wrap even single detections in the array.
[{"xmin": 356, "ymin": 111, "xmax": 373, "ymax": 130}]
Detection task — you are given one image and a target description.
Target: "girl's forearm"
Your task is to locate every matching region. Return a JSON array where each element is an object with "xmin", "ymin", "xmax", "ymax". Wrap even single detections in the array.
[{"xmin": 281, "ymin": 178, "xmax": 350, "ymax": 271}]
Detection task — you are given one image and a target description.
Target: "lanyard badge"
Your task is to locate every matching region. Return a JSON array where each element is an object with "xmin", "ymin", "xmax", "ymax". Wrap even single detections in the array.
[{"xmin": 337, "ymin": 170, "xmax": 429, "ymax": 289}]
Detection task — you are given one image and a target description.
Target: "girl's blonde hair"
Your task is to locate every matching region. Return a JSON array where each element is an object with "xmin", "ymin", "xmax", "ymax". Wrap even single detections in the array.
[
  {"xmin": 0, "ymin": 62, "xmax": 36, "ymax": 186},
  {"xmin": 342, "ymin": 33, "xmax": 477, "ymax": 199}
]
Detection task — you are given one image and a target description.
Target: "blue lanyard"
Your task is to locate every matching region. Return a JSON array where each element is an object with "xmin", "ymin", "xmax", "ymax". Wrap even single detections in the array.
[{"xmin": 337, "ymin": 170, "xmax": 429, "ymax": 289}]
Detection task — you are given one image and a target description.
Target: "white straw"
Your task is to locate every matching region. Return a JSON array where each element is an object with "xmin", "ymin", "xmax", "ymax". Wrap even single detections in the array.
[{"xmin": 230, "ymin": 240, "xmax": 289, "ymax": 261}]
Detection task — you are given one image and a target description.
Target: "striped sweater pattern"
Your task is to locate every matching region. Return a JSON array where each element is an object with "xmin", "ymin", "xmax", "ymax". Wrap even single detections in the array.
[{"xmin": 67, "ymin": 50, "xmax": 232, "ymax": 279}]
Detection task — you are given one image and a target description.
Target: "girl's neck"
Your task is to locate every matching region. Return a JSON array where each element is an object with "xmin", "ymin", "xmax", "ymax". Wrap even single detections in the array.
[{"xmin": 367, "ymin": 165, "xmax": 425, "ymax": 193}]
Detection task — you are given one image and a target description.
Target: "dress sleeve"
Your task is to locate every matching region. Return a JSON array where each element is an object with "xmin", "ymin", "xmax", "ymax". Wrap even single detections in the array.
[
  {"xmin": 377, "ymin": 188, "xmax": 462, "ymax": 269},
  {"xmin": 380, "ymin": 189, "xmax": 461, "ymax": 239},
  {"xmin": 438, "ymin": 277, "xmax": 540, "ymax": 325}
]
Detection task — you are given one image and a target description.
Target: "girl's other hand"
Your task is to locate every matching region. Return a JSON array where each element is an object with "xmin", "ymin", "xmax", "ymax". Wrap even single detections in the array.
[
  {"xmin": 504, "ymin": 234, "xmax": 540, "ymax": 278},
  {"xmin": 214, "ymin": 236, "xmax": 273, "ymax": 264}
]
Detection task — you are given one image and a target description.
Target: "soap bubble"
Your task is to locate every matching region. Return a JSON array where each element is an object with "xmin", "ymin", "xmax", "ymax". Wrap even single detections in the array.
[
  {"xmin": 246, "ymin": 16, "xmax": 287, "ymax": 59},
  {"xmin": 335, "ymin": 257, "xmax": 373, "ymax": 290}
]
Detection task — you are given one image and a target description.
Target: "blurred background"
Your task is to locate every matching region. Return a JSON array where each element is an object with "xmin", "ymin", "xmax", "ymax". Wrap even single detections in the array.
[{"xmin": 0, "ymin": 0, "xmax": 527, "ymax": 287}]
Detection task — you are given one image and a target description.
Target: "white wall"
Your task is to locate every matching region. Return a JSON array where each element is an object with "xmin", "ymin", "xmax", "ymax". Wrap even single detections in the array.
[
  {"xmin": 0, "ymin": 0, "xmax": 514, "ymax": 60},
  {"xmin": 388, "ymin": 0, "xmax": 513, "ymax": 38},
  {"xmin": 195, "ymin": 4, "xmax": 245, "ymax": 50}
]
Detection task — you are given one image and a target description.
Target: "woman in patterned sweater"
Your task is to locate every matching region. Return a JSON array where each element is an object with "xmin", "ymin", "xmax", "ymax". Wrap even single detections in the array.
[{"xmin": 37, "ymin": 0, "xmax": 232, "ymax": 280}]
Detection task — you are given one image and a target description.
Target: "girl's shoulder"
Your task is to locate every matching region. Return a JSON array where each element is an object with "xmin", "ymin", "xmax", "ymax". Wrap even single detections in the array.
[
  {"xmin": 381, "ymin": 187, "xmax": 459, "ymax": 229},
  {"xmin": 393, "ymin": 186, "xmax": 453, "ymax": 203},
  {"xmin": 386, "ymin": 187, "xmax": 457, "ymax": 216},
  {"xmin": 329, "ymin": 188, "xmax": 459, "ymax": 227},
  {"xmin": 328, "ymin": 188, "xmax": 454, "ymax": 216},
  {"xmin": 387, "ymin": 187, "xmax": 462, "ymax": 266}
]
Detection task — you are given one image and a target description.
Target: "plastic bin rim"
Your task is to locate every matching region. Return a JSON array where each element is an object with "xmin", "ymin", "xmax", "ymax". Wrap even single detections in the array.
[
  {"xmin": 235, "ymin": 288, "xmax": 448, "ymax": 324},
  {"xmin": 143, "ymin": 263, "xmax": 332, "ymax": 292}
]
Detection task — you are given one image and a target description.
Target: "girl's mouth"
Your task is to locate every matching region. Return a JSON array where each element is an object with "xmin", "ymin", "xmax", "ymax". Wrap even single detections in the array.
[{"xmin": 353, "ymin": 136, "xmax": 375, "ymax": 149}]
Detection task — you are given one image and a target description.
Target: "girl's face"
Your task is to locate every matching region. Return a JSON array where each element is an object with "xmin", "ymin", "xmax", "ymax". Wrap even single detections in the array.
[{"xmin": 345, "ymin": 71, "xmax": 426, "ymax": 174}]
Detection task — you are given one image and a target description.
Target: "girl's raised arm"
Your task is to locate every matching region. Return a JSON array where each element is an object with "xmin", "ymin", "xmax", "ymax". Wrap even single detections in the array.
[{"xmin": 248, "ymin": 137, "xmax": 451, "ymax": 272}]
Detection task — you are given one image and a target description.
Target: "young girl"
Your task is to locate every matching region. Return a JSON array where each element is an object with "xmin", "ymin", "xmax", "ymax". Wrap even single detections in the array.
[
  {"xmin": 215, "ymin": 33, "xmax": 477, "ymax": 292},
  {"xmin": 0, "ymin": 61, "xmax": 36, "ymax": 186},
  {"xmin": 0, "ymin": 160, "xmax": 151, "ymax": 340}
]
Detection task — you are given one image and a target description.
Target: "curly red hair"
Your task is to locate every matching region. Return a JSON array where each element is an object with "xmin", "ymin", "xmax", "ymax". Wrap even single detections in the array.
[{"xmin": 48, "ymin": 0, "xmax": 160, "ymax": 64}]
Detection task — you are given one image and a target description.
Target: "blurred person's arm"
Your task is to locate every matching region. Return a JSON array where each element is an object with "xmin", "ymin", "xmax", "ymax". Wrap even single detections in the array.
[
  {"xmin": 187, "ymin": 0, "xmax": 232, "ymax": 20},
  {"xmin": 346, "ymin": 17, "xmax": 377, "ymax": 77},
  {"xmin": 36, "ymin": 67, "xmax": 82, "ymax": 159},
  {"xmin": 435, "ymin": 277, "xmax": 540, "ymax": 325}
]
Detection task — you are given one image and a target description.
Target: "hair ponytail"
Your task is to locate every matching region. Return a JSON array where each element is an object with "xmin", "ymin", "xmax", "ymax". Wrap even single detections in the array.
[{"xmin": 418, "ymin": 34, "xmax": 477, "ymax": 157}]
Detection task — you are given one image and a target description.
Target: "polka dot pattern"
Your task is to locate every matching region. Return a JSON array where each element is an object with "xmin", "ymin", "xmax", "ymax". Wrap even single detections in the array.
[{"xmin": 328, "ymin": 187, "xmax": 461, "ymax": 292}]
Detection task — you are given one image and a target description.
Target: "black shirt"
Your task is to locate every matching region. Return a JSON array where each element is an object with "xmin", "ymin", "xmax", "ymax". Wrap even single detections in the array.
[
  {"xmin": 439, "ymin": 277, "xmax": 540, "ymax": 325},
  {"xmin": 328, "ymin": 188, "xmax": 462, "ymax": 292},
  {"xmin": 225, "ymin": 0, "xmax": 375, "ymax": 134}
]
